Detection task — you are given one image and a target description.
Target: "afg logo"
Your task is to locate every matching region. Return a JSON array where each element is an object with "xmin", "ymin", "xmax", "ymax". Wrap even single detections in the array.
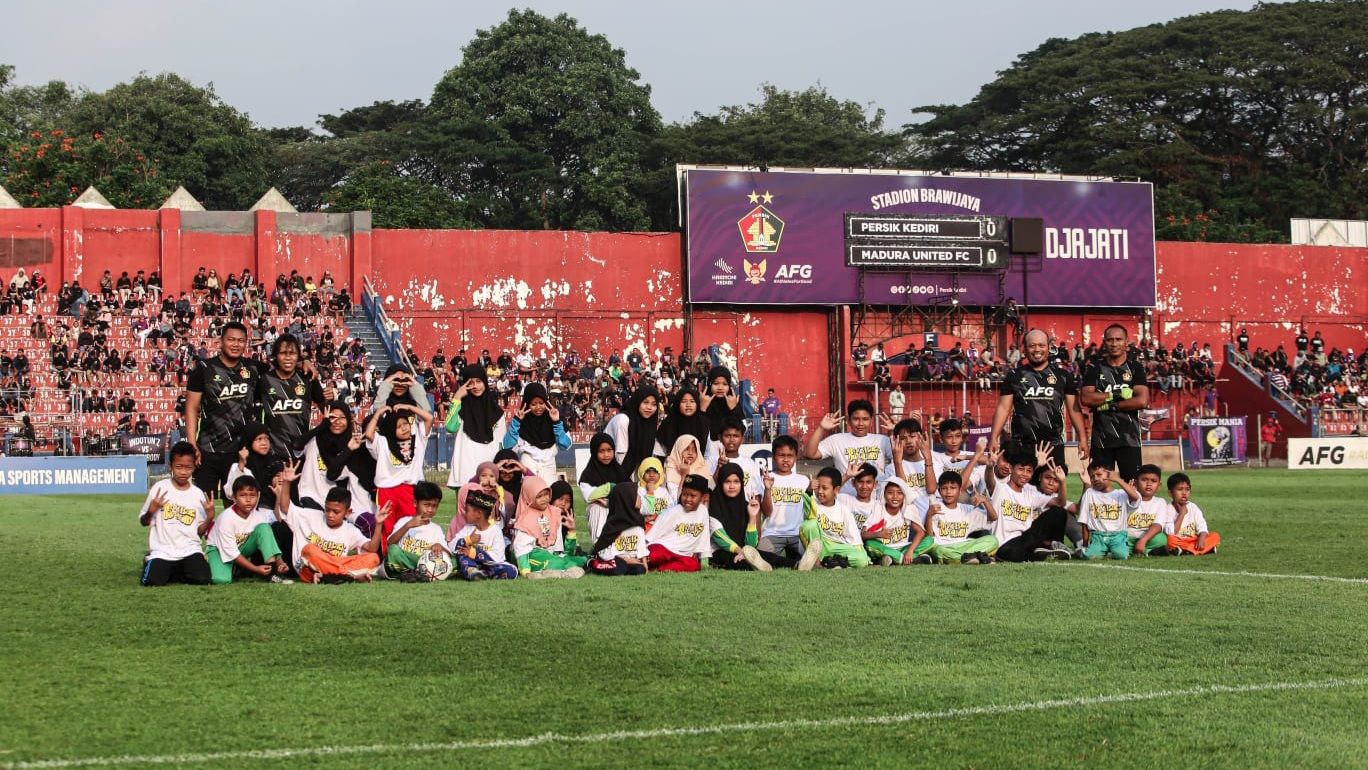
[{"xmin": 737, "ymin": 191, "xmax": 784, "ymax": 254}]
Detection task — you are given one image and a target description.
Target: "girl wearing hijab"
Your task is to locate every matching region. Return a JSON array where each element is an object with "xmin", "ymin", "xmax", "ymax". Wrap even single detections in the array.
[
  {"xmin": 298, "ymin": 401, "xmax": 376, "ymax": 533},
  {"xmin": 502, "ymin": 382, "xmax": 569, "ymax": 484},
  {"xmin": 588, "ymin": 482, "xmax": 649, "ymax": 576},
  {"xmin": 861, "ymin": 476, "xmax": 932, "ymax": 566},
  {"xmin": 224, "ymin": 423, "xmax": 284, "ymax": 514},
  {"xmin": 445, "ymin": 463, "xmax": 503, "ymax": 541},
  {"xmin": 492, "ymin": 448, "xmax": 525, "ymax": 527},
  {"xmin": 635, "ymin": 456, "xmax": 671, "ymax": 530},
  {"xmin": 364, "ymin": 401, "xmax": 434, "ymax": 544},
  {"xmin": 663, "ymin": 434, "xmax": 710, "ymax": 501},
  {"xmin": 510, "ymin": 476, "xmax": 586, "ymax": 579},
  {"xmin": 654, "ymin": 388, "xmax": 711, "ymax": 458},
  {"xmin": 702, "ymin": 366, "xmax": 745, "ymax": 442},
  {"xmin": 578, "ymin": 433, "xmax": 627, "ymax": 543},
  {"xmin": 604, "ymin": 386, "xmax": 661, "ymax": 476},
  {"xmin": 445, "ymin": 364, "xmax": 507, "ymax": 496},
  {"xmin": 549, "ymin": 480, "xmax": 582, "ymax": 556},
  {"xmin": 708, "ymin": 462, "xmax": 781, "ymax": 571}
]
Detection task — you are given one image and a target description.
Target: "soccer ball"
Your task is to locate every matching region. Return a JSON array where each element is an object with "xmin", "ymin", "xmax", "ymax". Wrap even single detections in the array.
[{"xmin": 416, "ymin": 550, "xmax": 453, "ymax": 581}]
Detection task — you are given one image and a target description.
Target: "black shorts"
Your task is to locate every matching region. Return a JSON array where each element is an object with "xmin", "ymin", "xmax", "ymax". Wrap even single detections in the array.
[
  {"xmin": 1089, "ymin": 445, "xmax": 1142, "ymax": 482},
  {"xmin": 192, "ymin": 451, "xmax": 237, "ymax": 500},
  {"xmin": 1007, "ymin": 438, "xmax": 1068, "ymax": 473}
]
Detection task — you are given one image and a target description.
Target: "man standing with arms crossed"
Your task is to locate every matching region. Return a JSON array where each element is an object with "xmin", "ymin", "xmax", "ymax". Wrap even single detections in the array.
[
  {"xmin": 1078, "ymin": 324, "xmax": 1150, "ymax": 482},
  {"xmin": 185, "ymin": 322, "xmax": 263, "ymax": 500},
  {"xmin": 990, "ymin": 329, "xmax": 1089, "ymax": 469}
]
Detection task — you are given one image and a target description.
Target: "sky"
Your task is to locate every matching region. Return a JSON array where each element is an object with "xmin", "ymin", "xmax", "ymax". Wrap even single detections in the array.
[{"xmin": 3, "ymin": 0, "xmax": 1261, "ymax": 130}]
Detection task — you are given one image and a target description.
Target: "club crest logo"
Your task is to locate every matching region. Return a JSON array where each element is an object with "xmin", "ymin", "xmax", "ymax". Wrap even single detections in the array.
[
  {"xmin": 1122, "ymin": 370, "xmax": 1133, "ymax": 382},
  {"xmin": 743, "ymin": 258, "xmax": 767, "ymax": 285},
  {"xmin": 1046, "ymin": 374, "xmax": 1057, "ymax": 385},
  {"xmin": 737, "ymin": 192, "xmax": 784, "ymax": 254},
  {"xmin": 294, "ymin": 383, "xmax": 306, "ymax": 396}
]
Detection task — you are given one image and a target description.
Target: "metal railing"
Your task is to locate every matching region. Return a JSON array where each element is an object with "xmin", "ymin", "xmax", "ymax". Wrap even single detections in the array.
[
  {"xmin": 1224, "ymin": 344, "xmax": 1309, "ymax": 422},
  {"xmin": 360, "ymin": 276, "xmax": 412, "ymax": 372}
]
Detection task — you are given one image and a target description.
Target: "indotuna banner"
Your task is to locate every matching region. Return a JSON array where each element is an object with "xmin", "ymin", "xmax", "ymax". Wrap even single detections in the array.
[{"xmin": 683, "ymin": 167, "xmax": 1156, "ymax": 307}]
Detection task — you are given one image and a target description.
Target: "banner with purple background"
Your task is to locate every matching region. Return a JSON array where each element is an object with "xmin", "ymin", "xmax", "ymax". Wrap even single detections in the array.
[{"xmin": 684, "ymin": 168, "xmax": 1155, "ymax": 307}]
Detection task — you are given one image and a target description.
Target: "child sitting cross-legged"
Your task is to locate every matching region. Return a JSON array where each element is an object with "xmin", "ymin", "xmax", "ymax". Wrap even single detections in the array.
[
  {"xmin": 1164, "ymin": 472, "xmax": 1221, "ymax": 555},
  {"xmin": 386, "ymin": 481, "xmax": 449, "ymax": 580},
  {"xmin": 511, "ymin": 476, "xmax": 587, "ymax": 579},
  {"xmin": 914, "ymin": 470, "xmax": 1000, "ymax": 565},
  {"xmin": 448, "ymin": 488, "xmax": 518, "ymax": 581},
  {"xmin": 272, "ymin": 468, "xmax": 388, "ymax": 584},
  {"xmin": 1078, "ymin": 461, "xmax": 1141, "ymax": 561},
  {"xmin": 862, "ymin": 476, "xmax": 933, "ymax": 566},
  {"xmin": 206, "ymin": 475, "xmax": 291, "ymax": 584},
  {"xmin": 589, "ymin": 482, "xmax": 650, "ymax": 576},
  {"xmin": 644, "ymin": 474, "xmax": 715, "ymax": 573},
  {"xmin": 1127, "ymin": 464, "xmax": 1171, "ymax": 556},
  {"xmin": 796, "ymin": 467, "xmax": 872, "ymax": 571}
]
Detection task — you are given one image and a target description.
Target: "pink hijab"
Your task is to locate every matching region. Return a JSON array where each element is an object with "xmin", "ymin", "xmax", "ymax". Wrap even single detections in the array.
[
  {"xmin": 445, "ymin": 461, "xmax": 503, "ymax": 539},
  {"xmin": 513, "ymin": 475, "xmax": 559, "ymax": 549}
]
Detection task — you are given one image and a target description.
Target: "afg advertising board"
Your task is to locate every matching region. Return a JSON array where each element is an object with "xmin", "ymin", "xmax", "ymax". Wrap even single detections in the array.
[
  {"xmin": 0, "ymin": 456, "xmax": 148, "ymax": 495},
  {"xmin": 1288, "ymin": 437, "xmax": 1368, "ymax": 470},
  {"xmin": 684, "ymin": 167, "xmax": 1156, "ymax": 307}
]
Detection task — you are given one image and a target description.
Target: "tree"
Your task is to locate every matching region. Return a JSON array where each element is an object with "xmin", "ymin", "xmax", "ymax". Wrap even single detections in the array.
[
  {"xmin": 427, "ymin": 10, "xmax": 661, "ymax": 231},
  {"xmin": 648, "ymin": 84, "xmax": 910, "ymax": 228},
  {"xmin": 0, "ymin": 65, "xmax": 79, "ymax": 154},
  {"xmin": 324, "ymin": 161, "xmax": 469, "ymax": 228},
  {"xmin": 3, "ymin": 129, "xmax": 168, "ymax": 208},
  {"xmin": 909, "ymin": 0, "xmax": 1368, "ymax": 242},
  {"xmin": 67, "ymin": 73, "xmax": 271, "ymax": 209}
]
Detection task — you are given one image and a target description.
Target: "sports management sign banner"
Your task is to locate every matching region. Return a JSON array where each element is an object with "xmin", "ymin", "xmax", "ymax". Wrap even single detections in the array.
[
  {"xmin": 0, "ymin": 456, "xmax": 148, "ymax": 495},
  {"xmin": 684, "ymin": 167, "xmax": 1156, "ymax": 307}
]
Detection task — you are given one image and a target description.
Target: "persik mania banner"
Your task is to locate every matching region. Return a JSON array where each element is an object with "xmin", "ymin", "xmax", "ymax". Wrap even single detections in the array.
[
  {"xmin": 1186, "ymin": 417, "xmax": 1248, "ymax": 467},
  {"xmin": 684, "ymin": 167, "xmax": 1156, "ymax": 307}
]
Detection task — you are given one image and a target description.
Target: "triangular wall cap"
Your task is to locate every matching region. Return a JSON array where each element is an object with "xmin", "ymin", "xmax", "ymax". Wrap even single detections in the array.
[
  {"xmin": 159, "ymin": 186, "xmax": 205, "ymax": 211},
  {"xmin": 0, "ymin": 185, "xmax": 21, "ymax": 209},
  {"xmin": 248, "ymin": 187, "xmax": 297, "ymax": 213},
  {"xmin": 72, "ymin": 186, "xmax": 115, "ymax": 208}
]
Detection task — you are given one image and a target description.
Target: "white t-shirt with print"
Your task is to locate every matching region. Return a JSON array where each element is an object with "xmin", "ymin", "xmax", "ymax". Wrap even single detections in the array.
[
  {"xmin": 1165, "ymin": 501, "xmax": 1210, "ymax": 538},
  {"xmin": 1127, "ymin": 497, "xmax": 1171, "ymax": 539},
  {"xmin": 140, "ymin": 480, "xmax": 208, "ymax": 561},
  {"xmin": 390, "ymin": 517, "xmax": 445, "ymax": 560},
  {"xmin": 709, "ymin": 454, "xmax": 763, "ymax": 501},
  {"xmin": 597, "ymin": 525, "xmax": 648, "ymax": 561},
  {"xmin": 764, "ymin": 471, "xmax": 809, "ymax": 538},
  {"xmin": 818, "ymin": 432, "xmax": 892, "ymax": 473},
  {"xmin": 367, "ymin": 421, "xmax": 429, "ymax": 489},
  {"xmin": 990, "ymin": 482, "xmax": 1055, "ymax": 546},
  {"xmin": 284, "ymin": 504, "xmax": 370, "ymax": 570},
  {"xmin": 450, "ymin": 522, "xmax": 509, "ymax": 564},
  {"xmin": 1079, "ymin": 488, "xmax": 1136, "ymax": 534},
  {"xmin": 924, "ymin": 500, "xmax": 988, "ymax": 545},
  {"xmin": 647, "ymin": 503, "xmax": 712, "ymax": 556},
  {"xmin": 884, "ymin": 458, "xmax": 941, "ymax": 501},
  {"xmin": 863, "ymin": 507, "xmax": 914, "ymax": 549},
  {"xmin": 207, "ymin": 507, "xmax": 275, "ymax": 563},
  {"xmin": 812, "ymin": 500, "xmax": 862, "ymax": 547}
]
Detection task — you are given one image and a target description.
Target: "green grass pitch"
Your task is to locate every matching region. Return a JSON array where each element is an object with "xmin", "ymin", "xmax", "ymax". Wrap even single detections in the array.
[{"xmin": 2, "ymin": 469, "xmax": 1367, "ymax": 769}]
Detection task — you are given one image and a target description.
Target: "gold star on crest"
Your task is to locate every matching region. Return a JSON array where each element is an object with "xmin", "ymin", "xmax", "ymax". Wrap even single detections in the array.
[
  {"xmin": 761, "ymin": 191, "xmax": 774, "ymax": 203},
  {"xmin": 747, "ymin": 191, "xmax": 760, "ymax": 203}
]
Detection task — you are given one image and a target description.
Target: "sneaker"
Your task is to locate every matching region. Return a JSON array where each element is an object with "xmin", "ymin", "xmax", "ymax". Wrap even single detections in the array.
[
  {"xmin": 1034, "ymin": 545, "xmax": 1071, "ymax": 561},
  {"xmin": 961, "ymin": 552, "xmax": 981, "ymax": 565},
  {"xmin": 797, "ymin": 547, "xmax": 823, "ymax": 572},
  {"xmin": 526, "ymin": 570, "xmax": 550, "ymax": 580},
  {"xmin": 397, "ymin": 570, "xmax": 425, "ymax": 583},
  {"xmin": 1208, "ymin": 545, "xmax": 1218, "ymax": 556},
  {"xmin": 912, "ymin": 553, "xmax": 934, "ymax": 565},
  {"xmin": 879, "ymin": 555, "xmax": 894, "ymax": 567},
  {"xmin": 561, "ymin": 566, "xmax": 586, "ymax": 579},
  {"xmin": 319, "ymin": 573, "xmax": 353, "ymax": 584},
  {"xmin": 269, "ymin": 574, "xmax": 295, "ymax": 584},
  {"xmin": 741, "ymin": 545, "xmax": 773, "ymax": 572},
  {"xmin": 980, "ymin": 553, "xmax": 998, "ymax": 565}
]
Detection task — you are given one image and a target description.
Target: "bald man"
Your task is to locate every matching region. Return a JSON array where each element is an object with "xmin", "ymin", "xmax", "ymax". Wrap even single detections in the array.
[{"xmin": 990, "ymin": 329, "xmax": 1089, "ymax": 469}]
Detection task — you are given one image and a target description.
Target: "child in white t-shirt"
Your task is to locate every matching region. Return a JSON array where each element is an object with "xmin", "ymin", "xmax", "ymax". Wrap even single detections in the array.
[
  {"xmin": 1079, "ymin": 461, "xmax": 1141, "ymax": 560},
  {"xmin": 760, "ymin": 436, "xmax": 811, "ymax": 559},
  {"xmin": 364, "ymin": 402, "xmax": 433, "ymax": 544},
  {"xmin": 933, "ymin": 418, "xmax": 985, "ymax": 493},
  {"xmin": 205, "ymin": 475, "xmax": 290, "ymax": 584},
  {"xmin": 917, "ymin": 470, "xmax": 1000, "ymax": 565},
  {"xmin": 645, "ymin": 475, "xmax": 714, "ymax": 572},
  {"xmin": 804, "ymin": 399, "xmax": 892, "ymax": 483},
  {"xmin": 1127, "ymin": 464, "xmax": 1171, "ymax": 556},
  {"xmin": 862, "ymin": 476, "xmax": 931, "ymax": 565},
  {"xmin": 885, "ymin": 417, "xmax": 940, "ymax": 501},
  {"xmin": 711, "ymin": 418, "xmax": 763, "ymax": 500},
  {"xmin": 386, "ymin": 481, "xmax": 449, "ymax": 579},
  {"xmin": 1164, "ymin": 473, "xmax": 1220, "ymax": 555},
  {"xmin": 984, "ymin": 447, "xmax": 1069, "ymax": 562},
  {"xmin": 273, "ymin": 470, "xmax": 386, "ymax": 584},
  {"xmin": 838, "ymin": 462, "xmax": 881, "ymax": 530},
  {"xmin": 139, "ymin": 442, "xmax": 213, "ymax": 586},
  {"xmin": 797, "ymin": 468, "xmax": 871, "ymax": 570},
  {"xmin": 589, "ymin": 482, "xmax": 650, "ymax": 576},
  {"xmin": 449, "ymin": 487, "xmax": 518, "ymax": 580}
]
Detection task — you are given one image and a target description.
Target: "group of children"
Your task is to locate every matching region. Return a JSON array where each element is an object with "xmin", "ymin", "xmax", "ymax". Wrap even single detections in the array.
[{"xmin": 138, "ymin": 395, "xmax": 1219, "ymax": 586}]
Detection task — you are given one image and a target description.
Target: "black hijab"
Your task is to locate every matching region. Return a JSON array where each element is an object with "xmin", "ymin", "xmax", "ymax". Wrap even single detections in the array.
[
  {"xmin": 458, "ymin": 363, "xmax": 501, "ymax": 443},
  {"xmin": 711, "ymin": 462, "xmax": 749, "ymax": 546},
  {"xmin": 704, "ymin": 366, "xmax": 744, "ymax": 440},
  {"xmin": 656, "ymin": 388, "xmax": 710, "ymax": 455},
  {"xmin": 494, "ymin": 447, "xmax": 524, "ymax": 501},
  {"xmin": 309, "ymin": 399, "xmax": 353, "ymax": 475},
  {"xmin": 240, "ymin": 423, "xmax": 282, "ymax": 509},
  {"xmin": 591, "ymin": 482, "xmax": 645, "ymax": 554},
  {"xmin": 518, "ymin": 381, "xmax": 557, "ymax": 450},
  {"xmin": 579, "ymin": 432, "xmax": 628, "ymax": 487},
  {"xmin": 378, "ymin": 409, "xmax": 416, "ymax": 465},
  {"xmin": 621, "ymin": 385, "xmax": 661, "ymax": 474}
]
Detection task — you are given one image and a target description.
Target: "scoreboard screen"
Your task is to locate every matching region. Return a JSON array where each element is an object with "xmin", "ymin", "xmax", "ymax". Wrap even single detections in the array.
[{"xmin": 843, "ymin": 213, "xmax": 1009, "ymax": 271}]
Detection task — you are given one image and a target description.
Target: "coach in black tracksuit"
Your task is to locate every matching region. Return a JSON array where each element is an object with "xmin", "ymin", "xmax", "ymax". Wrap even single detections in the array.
[
  {"xmin": 990, "ymin": 329, "xmax": 1089, "ymax": 470},
  {"xmin": 184, "ymin": 321, "xmax": 264, "ymax": 500},
  {"xmin": 1079, "ymin": 324, "xmax": 1150, "ymax": 482}
]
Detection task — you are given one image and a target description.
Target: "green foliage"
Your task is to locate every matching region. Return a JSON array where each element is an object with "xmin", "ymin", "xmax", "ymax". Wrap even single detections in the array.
[
  {"xmin": 0, "ymin": 65, "xmax": 80, "ymax": 149},
  {"xmin": 325, "ymin": 160, "xmax": 469, "ymax": 228},
  {"xmin": 427, "ymin": 10, "xmax": 662, "ymax": 231},
  {"xmin": 910, "ymin": 0, "xmax": 1368, "ymax": 242},
  {"xmin": 66, "ymin": 72, "xmax": 271, "ymax": 210},
  {"xmin": 3, "ymin": 128, "xmax": 168, "ymax": 208},
  {"xmin": 2, "ymin": 470, "xmax": 1368, "ymax": 769}
]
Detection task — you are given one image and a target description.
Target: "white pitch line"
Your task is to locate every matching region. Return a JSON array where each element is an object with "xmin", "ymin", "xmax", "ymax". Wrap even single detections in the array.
[
  {"xmin": 1062, "ymin": 562, "xmax": 1368, "ymax": 585},
  {"xmin": 5, "ymin": 677, "xmax": 1367, "ymax": 769}
]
